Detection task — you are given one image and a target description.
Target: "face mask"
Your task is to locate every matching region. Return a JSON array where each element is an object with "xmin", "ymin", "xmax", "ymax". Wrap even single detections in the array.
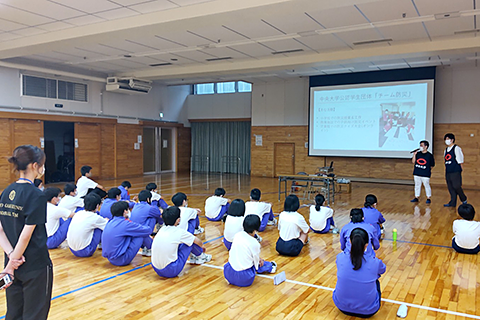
[
  {"xmin": 445, "ymin": 139, "xmax": 452, "ymax": 146},
  {"xmin": 126, "ymin": 210, "xmax": 131, "ymax": 219}
]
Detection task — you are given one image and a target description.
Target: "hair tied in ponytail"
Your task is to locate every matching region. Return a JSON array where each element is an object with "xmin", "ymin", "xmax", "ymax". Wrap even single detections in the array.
[{"xmin": 350, "ymin": 228, "xmax": 369, "ymax": 270}]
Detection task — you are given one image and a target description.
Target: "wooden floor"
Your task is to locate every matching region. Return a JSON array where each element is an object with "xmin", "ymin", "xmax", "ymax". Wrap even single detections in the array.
[{"xmin": 3, "ymin": 173, "xmax": 480, "ymax": 319}]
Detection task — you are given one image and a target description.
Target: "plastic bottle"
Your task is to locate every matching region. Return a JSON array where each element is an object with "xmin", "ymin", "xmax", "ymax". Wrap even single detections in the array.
[{"xmin": 392, "ymin": 228, "xmax": 397, "ymax": 242}]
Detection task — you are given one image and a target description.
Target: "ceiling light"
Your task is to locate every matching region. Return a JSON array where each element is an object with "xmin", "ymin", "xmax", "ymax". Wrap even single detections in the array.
[
  {"xmin": 205, "ymin": 57, "xmax": 232, "ymax": 62},
  {"xmin": 454, "ymin": 29, "xmax": 480, "ymax": 35},
  {"xmin": 434, "ymin": 11, "xmax": 460, "ymax": 20},
  {"xmin": 149, "ymin": 62, "xmax": 172, "ymax": 67},
  {"xmin": 320, "ymin": 67, "xmax": 354, "ymax": 73},
  {"xmin": 353, "ymin": 38, "xmax": 393, "ymax": 46},
  {"xmin": 271, "ymin": 49, "xmax": 304, "ymax": 55}
]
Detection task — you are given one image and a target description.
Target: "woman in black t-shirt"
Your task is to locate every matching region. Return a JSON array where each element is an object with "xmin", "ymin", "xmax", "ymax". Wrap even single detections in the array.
[
  {"xmin": 0, "ymin": 145, "xmax": 52, "ymax": 320},
  {"xmin": 411, "ymin": 140, "xmax": 435, "ymax": 204}
]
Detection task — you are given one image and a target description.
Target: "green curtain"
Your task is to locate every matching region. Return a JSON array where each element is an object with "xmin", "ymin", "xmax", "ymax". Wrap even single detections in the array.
[{"xmin": 191, "ymin": 121, "xmax": 251, "ymax": 174}]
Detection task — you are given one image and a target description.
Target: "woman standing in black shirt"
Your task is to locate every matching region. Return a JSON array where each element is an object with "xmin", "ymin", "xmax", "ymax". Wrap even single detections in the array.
[
  {"xmin": 0, "ymin": 145, "xmax": 52, "ymax": 320},
  {"xmin": 411, "ymin": 140, "xmax": 435, "ymax": 204}
]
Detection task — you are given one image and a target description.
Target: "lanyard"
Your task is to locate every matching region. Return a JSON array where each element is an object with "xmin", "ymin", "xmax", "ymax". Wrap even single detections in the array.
[{"xmin": 18, "ymin": 178, "xmax": 34, "ymax": 184}]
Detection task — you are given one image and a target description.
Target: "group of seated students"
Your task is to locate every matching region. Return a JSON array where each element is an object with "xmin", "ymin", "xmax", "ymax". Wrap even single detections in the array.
[{"xmin": 41, "ymin": 165, "xmax": 480, "ymax": 318}]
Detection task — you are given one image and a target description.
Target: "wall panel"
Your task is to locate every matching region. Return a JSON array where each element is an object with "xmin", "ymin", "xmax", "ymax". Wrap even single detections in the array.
[
  {"xmin": 176, "ymin": 127, "xmax": 191, "ymax": 172},
  {"xmin": 75, "ymin": 123, "xmax": 101, "ymax": 181},
  {"xmin": 116, "ymin": 124, "xmax": 143, "ymax": 178}
]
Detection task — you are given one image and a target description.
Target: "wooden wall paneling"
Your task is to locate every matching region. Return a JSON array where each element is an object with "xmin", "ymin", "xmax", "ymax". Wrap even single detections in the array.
[
  {"xmin": 274, "ymin": 143, "xmax": 295, "ymax": 176},
  {"xmin": 251, "ymin": 124, "xmax": 480, "ymax": 189},
  {"xmin": 176, "ymin": 127, "xmax": 191, "ymax": 172},
  {"xmin": 75, "ymin": 123, "xmax": 102, "ymax": 181},
  {"xmin": 100, "ymin": 124, "xmax": 116, "ymax": 179},
  {"xmin": 116, "ymin": 124, "xmax": 143, "ymax": 178},
  {"xmin": 0, "ymin": 120, "xmax": 12, "ymax": 189}
]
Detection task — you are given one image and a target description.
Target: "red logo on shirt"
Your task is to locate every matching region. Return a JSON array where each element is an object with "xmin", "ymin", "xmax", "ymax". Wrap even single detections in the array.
[
  {"xmin": 445, "ymin": 154, "xmax": 452, "ymax": 161},
  {"xmin": 416, "ymin": 158, "xmax": 427, "ymax": 166}
]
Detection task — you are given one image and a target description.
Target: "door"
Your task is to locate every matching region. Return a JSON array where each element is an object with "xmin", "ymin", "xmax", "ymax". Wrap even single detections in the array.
[
  {"xmin": 143, "ymin": 127, "xmax": 156, "ymax": 174},
  {"xmin": 44, "ymin": 121, "xmax": 75, "ymax": 183},
  {"xmin": 143, "ymin": 127, "xmax": 176, "ymax": 174},
  {"xmin": 274, "ymin": 143, "xmax": 295, "ymax": 177},
  {"xmin": 160, "ymin": 128, "xmax": 173, "ymax": 171}
]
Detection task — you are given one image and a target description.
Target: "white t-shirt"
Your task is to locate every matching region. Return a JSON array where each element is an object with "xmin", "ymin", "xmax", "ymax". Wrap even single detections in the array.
[
  {"xmin": 445, "ymin": 145, "xmax": 464, "ymax": 164},
  {"xmin": 67, "ymin": 210, "xmax": 107, "ymax": 251},
  {"xmin": 224, "ymin": 215, "xmax": 245, "ymax": 242},
  {"xmin": 58, "ymin": 195, "xmax": 84, "ymax": 212},
  {"xmin": 245, "ymin": 201, "xmax": 271, "ymax": 218},
  {"xmin": 309, "ymin": 205, "xmax": 334, "ymax": 231},
  {"xmin": 229, "ymin": 231, "xmax": 261, "ymax": 271},
  {"xmin": 46, "ymin": 203, "xmax": 71, "ymax": 237},
  {"xmin": 151, "ymin": 225, "xmax": 195, "ymax": 270},
  {"xmin": 453, "ymin": 219, "xmax": 480, "ymax": 249},
  {"xmin": 205, "ymin": 196, "xmax": 228, "ymax": 219},
  {"xmin": 278, "ymin": 211, "xmax": 309, "ymax": 241},
  {"xmin": 178, "ymin": 207, "xmax": 198, "ymax": 231},
  {"xmin": 151, "ymin": 191, "xmax": 161, "ymax": 202},
  {"xmin": 76, "ymin": 176, "xmax": 98, "ymax": 198}
]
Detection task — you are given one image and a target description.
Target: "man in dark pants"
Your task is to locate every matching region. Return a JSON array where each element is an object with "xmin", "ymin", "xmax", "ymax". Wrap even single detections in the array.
[{"xmin": 444, "ymin": 133, "xmax": 467, "ymax": 207}]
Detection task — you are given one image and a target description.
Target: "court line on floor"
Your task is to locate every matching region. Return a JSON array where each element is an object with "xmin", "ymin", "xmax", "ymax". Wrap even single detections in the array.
[
  {"xmin": 201, "ymin": 264, "xmax": 480, "ymax": 319},
  {"xmin": 382, "ymin": 238, "xmax": 452, "ymax": 249}
]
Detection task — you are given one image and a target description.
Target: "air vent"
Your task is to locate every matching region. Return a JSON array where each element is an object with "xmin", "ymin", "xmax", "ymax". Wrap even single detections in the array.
[
  {"xmin": 434, "ymin": 11, "xmax": 460, "ymax": 20},
  {"xmin": 454, "ymin": 29, "xmax": 480, "ymax": 35},
  {"xmin": 271, "ymin": 49, "xmax": 304, "ymax": 55},
  {"xmin": 149, "ymin": 63, "xmax": 172, "ymax": 67},
  {"xmin": 205, "ymin": 57, "xmax": 232, "ymax": 62},
  {"xmin": 353, "ymin": 38, "xmax": 393, "ymax": 46}
]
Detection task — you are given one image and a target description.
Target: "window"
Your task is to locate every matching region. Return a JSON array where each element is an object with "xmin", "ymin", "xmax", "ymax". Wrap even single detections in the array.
[
  {"xmin": 193, "ymin": 81, "xmax": 252, "ymax": 95},
  {"xmin": 238, "ymin": 81, "xmax": 252, "ymax": 93},
  {"xmin": 195, "ymin": 83, "xmax": 214, "ymax": 95},
  {"xmin": 22, "ymin": 75, "xmax": 88, "ymax": 102},
  {"xmin": 216, "ymin": 82, "xmax": 235, "ymax": 93}
]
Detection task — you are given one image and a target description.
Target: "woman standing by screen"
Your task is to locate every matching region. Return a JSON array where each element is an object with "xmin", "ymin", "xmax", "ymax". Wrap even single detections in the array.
[
  {"xmin": 411, "ymin": 140, "xmax": 435, "ymax": 204},
  {"xmin": 0, "ymin": 145, "xmax": 52, "ymax": 320}
]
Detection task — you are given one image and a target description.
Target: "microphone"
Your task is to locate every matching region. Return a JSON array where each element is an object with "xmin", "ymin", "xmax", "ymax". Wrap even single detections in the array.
[{"xmin": 410, "ymin": 148, "xmax": 420, "ymax": 153}]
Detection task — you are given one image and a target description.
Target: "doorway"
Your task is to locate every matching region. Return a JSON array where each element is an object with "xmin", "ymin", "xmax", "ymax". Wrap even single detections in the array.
[
  {"xmin": 44, "ymin": 121, "xmax": 75, "ymax": 183},
  {"xmin": 143, "ymin": 127, "xmax": 175, "ymax": 174},
  {"xmin": 274, "ymin": 143, "xmax": 295, "ymax": 177}
]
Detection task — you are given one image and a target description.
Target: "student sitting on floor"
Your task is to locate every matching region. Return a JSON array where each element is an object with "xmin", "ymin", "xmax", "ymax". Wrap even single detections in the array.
[
  {"xmin": 245, "ymin": 188, "xmax": 276, "ymax": 232},
  {"xmin": 151, "ymin": 206, "xmax": 212, "ymax": 278},
  {"xmin": 223, "ymin": 199, "xmax": 246, "ymax": 250},
  {"xmin": 172, "ymin": 192, "xmax": 204, "ymax": 235},
  {"xmin": 224, "ymin": 215, "xmax": 277, "ymax": 287},
  {"xmin": 67, "ymin": 193, "xmax": 108, "ymax": 257},
  {"xmin": 130, "ymin": 190, "xmax": 163, "ymax": 256},
  {"xmin": 333, "ymin": 228, "xmax": 386, "ymax": 318},
  {"xmin": 205, "ymin": 188, "xmax": 230, "ymax": 221},
  {"xmin": 276, "ymin": 195, "xmax": 310, "ymax": 257},
  {"xmin": 340, "ymin": 209, "xmax": 379, "ymax": 257},
  {"xmin": 76, "ymin": 165, "xmax": 106, "ymax": 198},
  {"xmin": 58, "ymin": 183, "xmax": 84, "ymax": 213},
  {"xmin": 45, "ymin": 187, "xmax": 75, "ymax": 249},
  {"xmin": 118, "ymin": 181, "xmax": 136, "ymax": 209},
  {"xmin": 362, "ymin": 194, "xmax": 385, "ymax": 239},
  {"xmin": 102, "ymin": 201, "xmax": 153, "ymax": 266},
  {"xmin": 99, "ymin": 188, "xmax": 121, "ymax": 220},
  {"xmin": 310, "ymin": 194, "xmax": 338, "ymax": 234},
  {"xmin": 146, "ymin": 182, "xmax": 168, "ymax": 209},
  {"xmin": 452, "ymin": 203, "xmax": 480, "ymax": 254}
]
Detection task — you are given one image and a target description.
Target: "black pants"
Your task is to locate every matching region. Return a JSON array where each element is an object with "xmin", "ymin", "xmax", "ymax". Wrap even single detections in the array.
[
  {"xmin": 446, "ymin": 171, "xmax": 467, "ymax": 205},
  {"xmin": 276, "ymin": 238, "xmax": 304, "ymax": 257},
  {"xmin": 6, "ymin": 264, "xmax": 53, "ymax": 320},
  {"xmin": 339, "ymin": 280, "xmax": 381, "ymax": 318},
  {"xmin": 452, "ymin": 239, "xmax": 480, "ymax": 254}
]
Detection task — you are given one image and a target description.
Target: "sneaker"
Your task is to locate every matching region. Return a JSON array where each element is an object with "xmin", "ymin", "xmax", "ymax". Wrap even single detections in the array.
[
  {"xmin": 97, "ymin": 243, "xmax": 102, "ymax": 250},
  {"xmin": 194, "ymin": 253, "xmax": 212, "ymax": 265},
  {"xmin": 332, "ymin": 227, "xmax": 340, "ymax": 234},
  {"xmin": 444, "ymin": 203, "xmax": 456, "ymax": 207},
  {"xmin": 380, "ymin": 227, "xmax": 385, "ymax": 235},
  {"xmin": 194, "ymin": 226, "xmax": 204, "ymax": 235},
  {"xmin": 187, "ymin": 253, "xmax": 197, "ymax": 264},
  {"xmin": 254, "ymin": 233, "xmax": 263, "ymax": 243},
  {"xmin": 410, "ymin": 198, "xmax": 419, "ymax": 203},
  {"xmin": 426, "ymin": 199, "xmax": 431, "ymax": 204},
  {"xmin": 142, "ymin": 248, "xmax": 152, "ymax": 257},
  {"xmin": 267, "ymin": 218, "xmax": 277, "ymax": 226},
  {"xmin": 270, "ymin": 261, "xmax": 277, "ymax": 273}
]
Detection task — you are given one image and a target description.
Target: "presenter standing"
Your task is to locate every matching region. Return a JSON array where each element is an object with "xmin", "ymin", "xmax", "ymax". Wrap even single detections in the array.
[
  {"xmin": 443, "ymin": 133, "xmax": 467, "ymax": 207},
  {"xmin": 411, "ymin": 140, "xmax": 435, "ymax": 204}
]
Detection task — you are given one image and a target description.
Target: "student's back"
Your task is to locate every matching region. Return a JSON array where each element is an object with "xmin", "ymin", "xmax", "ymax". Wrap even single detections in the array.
[
  {"xmin": 102, "ymin": 216, "xmax": 150, "ymax": 260},
  {"xmin": 224, "ymin": 215, "xmax": 245, "ymax": 243},
  {"xmin": 67, "ymin": 210, "xmax": 107, "ymax": 251},
  {"xmin": 362, "ymin": 207, "xmax": 385, "ymax": 235},
  {"xmin": 278, "ymin": 211, "xmax": 309, "ymax": 241},
  {"xmin": 99, "ymin": 198, "xmax": 116, "ymax": 220},
  {"xmin": 309, "ymin": 205, "xmax": 333, "ymax": 231},
  {"xmin": 340, "ymin": 221, "xmax": 379, "ymax": 256},
  {"xmin": 131, "ymin": 201, "xmax": 162, "ymax": 226},
  {"xmin": 58, "ymin": 195, "xmax": 84, "ymax": 212}
]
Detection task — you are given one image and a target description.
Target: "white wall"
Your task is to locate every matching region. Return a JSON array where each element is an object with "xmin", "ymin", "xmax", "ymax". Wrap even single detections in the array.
[
  {"xmin": 251, "ymin": 65, "xmax": 480, "ymax": 127},
  {"xmin": 186, "ymin": 92, "xmax": 251, "ymax": 121}
]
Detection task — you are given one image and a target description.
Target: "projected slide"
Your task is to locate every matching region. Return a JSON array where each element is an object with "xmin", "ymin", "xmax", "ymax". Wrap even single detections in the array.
[{"xmin": 309, "ymin": 80, "xmax": 434, "ymax": 158}]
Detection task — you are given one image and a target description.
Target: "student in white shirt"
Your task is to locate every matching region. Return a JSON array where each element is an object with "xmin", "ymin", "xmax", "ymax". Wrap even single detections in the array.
[
  {"xmin": 172, "ymin": 192, "xmax": 204, "ymax": 235},
  {"xmin": 245, "ymin": 188, "xmax": 276, "ymax": 232},
  {"xmin": 223, "ymin": 199, "xmax": 246, "ymax": 250},
  {"xmin": 67, "ymin": 193, "xmax": 108, "ymax": 257},
  {"xmin": 76, "ymin": 165, "xmax": 105, "ymax": 198},
  {"xmin": 58, "ymin": 183, "xmax": 84, "ymax": 213},
  {"xmin": 151, "ymin": 206, "xmax": 212, "ymax": 278},
  {"xmin": 276, "ymin": 195, "xmax": 310, "ymax": 257},
  {"xmin": 224, "ymin": 215, "xmax": 277, "ymax": 287},
  {"xmin": 310, "ymin": 194, "xmax": 338, "ymax": 234},
  {"xmin": 205, "ymin": 188, "xmax": 230, "ymax": 221},
  {"xmin": 45, "ymin": 187, "xmax": 75, "ymax": 249},
  {"xmin": 452, "ymin": 204, "xmax": 480, "ymax": 254}
]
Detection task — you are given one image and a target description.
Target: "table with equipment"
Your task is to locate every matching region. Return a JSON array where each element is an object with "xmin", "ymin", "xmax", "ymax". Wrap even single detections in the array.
[{"xmin": 277, "ymin": 174, "xmax": 336, "ymax": 204}]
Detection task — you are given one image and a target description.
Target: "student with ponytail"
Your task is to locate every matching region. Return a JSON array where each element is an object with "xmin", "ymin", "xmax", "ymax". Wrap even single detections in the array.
[
  {"xmin": 362, "ymin": 194, "xmax": 385, "ymax": 239},
  {"xmin": 333, "ymin": 228, "xmax": 386, "ymax": 318},
  {"xmin": 0, "ymin": 145, "xmax": 53, "ymax": 320},
  {"xmin": 309, "ymin": 194, "xmax": 338, "ymax": 234},
  {"xmin": 340, "ymin": 209, "xmax": 380, "ymax": 257}
]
